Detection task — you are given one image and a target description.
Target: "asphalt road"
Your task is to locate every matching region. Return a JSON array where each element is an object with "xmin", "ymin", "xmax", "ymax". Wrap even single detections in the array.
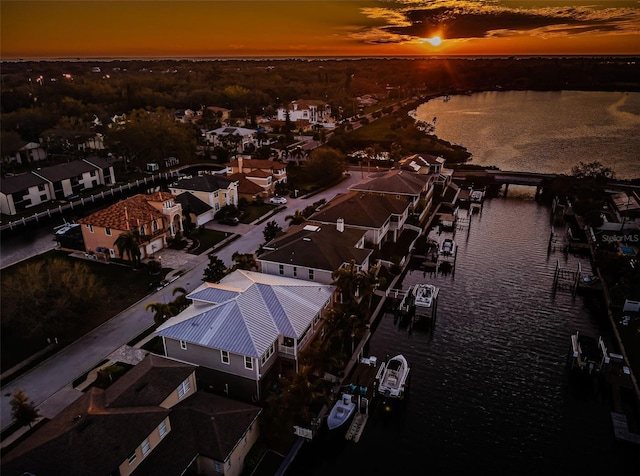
[{"xmin": 0, "ymin": 169, "xmax": 367, "ymax": 431}]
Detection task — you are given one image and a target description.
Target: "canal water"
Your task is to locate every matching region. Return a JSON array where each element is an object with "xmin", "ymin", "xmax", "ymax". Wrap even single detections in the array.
[
  {"xmin": 413, "ymin": 90, "xmax": 640, "ymax": 180},
  {"xmin": 289, "ymin": 196, "xmax": 639, "ymax": 475}
]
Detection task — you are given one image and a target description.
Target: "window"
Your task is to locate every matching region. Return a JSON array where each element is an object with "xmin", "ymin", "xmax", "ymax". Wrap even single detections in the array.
[
  {"xmin": 87, "ymin": 224, "xmax": 94, "ymax": 233},
  {"xmin": 293, "ymin": 266, "xmax": 297, "ymax": 278},
  {"xmin": 105, "ymin": 227, "xmax": 111, "ymax": 236},
  {"xmin": 177, "ymin": 378, "xmax": 191, "ymax": 398},
  {"xmin": 180, "ymin": 340, "xmax": 187, "ymax": 350},
  {"xmin": 214, "ymin": 191, "xmax": 219, "ymax": 198},
  {"xmin": 152, "ymin": 220, "xmax": 159, "ymax": 232},
  {"xmin": 158, "ymin": 420, "xmax": 167, "ymax": 438},
  {"xmin": 279, "ymin": 264, "xmax": 284, "ymax": 275},
  {"xmin": 141, "ymin": 438, "xmax": 151, "ymax": 455},
  {"xmin": 128, "ymin": 452, "xmax": 137, "ymax": 465},
  {"xmin": 245, "ymin": 356, "xmax": 253, "ymax": 370},
  {"xmin": 214, "ymin": 461, "xmax": 223, "ymax": 472},
  {"xmin": 221, "ymin": 350, "xmax": 230, "ymax": 364},
  {"xmin": 308, "ymin": 269, "xmax": 314, "ymax": 280}
]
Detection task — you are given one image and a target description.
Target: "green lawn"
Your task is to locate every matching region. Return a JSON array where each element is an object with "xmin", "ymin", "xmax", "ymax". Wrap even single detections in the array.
[
  {"xmin": 240, "ymin": 203, "xmax": 276, "ymax": 223},
  {"xmin": 186, "ymin": 229, "xmax": 227, "ymax": 255}
]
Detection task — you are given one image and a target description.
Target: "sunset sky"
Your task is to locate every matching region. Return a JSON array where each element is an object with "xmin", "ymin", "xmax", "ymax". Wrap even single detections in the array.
[{"xmin": 2, "ymin": 0, "xmax": 639, "ymax": 59}]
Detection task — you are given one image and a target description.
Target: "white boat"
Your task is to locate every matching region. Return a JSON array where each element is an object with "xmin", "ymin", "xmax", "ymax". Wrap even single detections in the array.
[
  {"xmin": 439, "ymin": 238, "xmax": 456, "ymax": 256},
  {"xmin": 327, "ymin": 394, "xmax": 356, "ymax": 430},
  {"xmin": 376, "ymin": 355, "xmax": 410, "ymax": 399},
  {"xmin": 470, "ymin": 190, "xmax": 484, "ymax": 203},
  {"xmin": 412, "ymin": 283, "xmax": 438, "ymax": 309}
]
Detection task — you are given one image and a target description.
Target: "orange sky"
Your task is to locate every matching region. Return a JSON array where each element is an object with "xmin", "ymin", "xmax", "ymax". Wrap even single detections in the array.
[{"xmin": 1, "ymin": 1, "xmax": 639, "ymax": 59}]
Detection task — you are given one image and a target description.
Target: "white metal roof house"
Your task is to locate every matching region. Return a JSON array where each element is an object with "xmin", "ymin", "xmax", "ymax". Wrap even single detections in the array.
[{"xmin": 155, "ymin": 270, "xmax": 336, "ymax": 401}]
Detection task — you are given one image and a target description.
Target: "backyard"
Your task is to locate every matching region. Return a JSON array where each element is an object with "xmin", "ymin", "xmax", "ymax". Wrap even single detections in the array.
[{"xmin": 0, "ymin": 250, "xmax": 171, "ymax": 374}]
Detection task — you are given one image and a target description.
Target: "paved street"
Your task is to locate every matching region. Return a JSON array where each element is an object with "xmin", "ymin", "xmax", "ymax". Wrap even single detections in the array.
[{"xmin": 0, "ymin": 169, "xmax": 366, "ymax": 431}]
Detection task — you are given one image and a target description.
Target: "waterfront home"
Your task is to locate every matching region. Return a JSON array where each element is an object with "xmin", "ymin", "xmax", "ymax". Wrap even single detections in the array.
[
  {"xmin": 258, "ymin": 221, "xmax": 374, "ymax": 284},
  {"xmin": 397, "ymin": 153, "xmax": 453, "ymax": 192},
  {"xmin": 0, "ymin": 157, "xmax": 116, "ymax": 215},
  {"xmin": 0, "ymin": 173, "xmax": 52, "ymax": 216},
  {"xmin": 609, "ymin": 191, "xmax": 640, "ymax": 225},
  {"xmin": 308, "ymin": 191, "xmax": 411, "ymax": 249},
  {"xmin": 224, "ymin": 156, "xmax": 287, "ymax": 196},
  {"xmin": 349, "ymin": 169, "xmax": 435, "ymax": 222},
  {"xmin": 168, "ymin": 174, "xmax": 238, "ymax": 222},
  {"xmin": 77, "ymin": 192, "xmax": 182, "ymax": 260},
  {"xmin": 1, "ymin": 354, "xmax": 261, "ymax": 476},
  {"xmin": 156, "ymin": 270, "xmax": 336, "ymax": 402}
]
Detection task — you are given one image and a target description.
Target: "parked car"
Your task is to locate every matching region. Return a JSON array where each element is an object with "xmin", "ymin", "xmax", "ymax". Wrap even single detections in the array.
[
  {"xmin": 270, "ymin": 196, "xmax": 287, "ymax": 204},
  {"xmin": 219, "ymin": 216, "xmax": 239, "ymax": 226}
]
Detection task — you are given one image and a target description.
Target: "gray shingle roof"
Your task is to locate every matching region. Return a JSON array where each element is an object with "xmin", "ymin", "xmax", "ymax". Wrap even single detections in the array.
[
  {"xmin": 309, "ymin": 191, "xmax": 409, "ymax": 228},
  {"xmin": 0, "ymin": 172, "xmax": 48, "ymax": 194},
  {"xmin": 259, "ymin": 222, "xmax": 372, "ymax": 272},
  {"xmin": 33, "ymin": 159, "xmax": 98, "ymax": 182},
  {"xmin": 174, "ymin": 192, "xmax": 213, "ymax": 216},
  {"xmin": 349, "ymin": 169, "xmax": 431, "ymax": 196},
  {"xmin": 157, "ymin": 270, "xmax": 335, "ymax": 357}
]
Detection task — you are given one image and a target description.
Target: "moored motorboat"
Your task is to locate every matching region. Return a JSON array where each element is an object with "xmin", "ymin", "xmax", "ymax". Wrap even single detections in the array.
[
  {"xmin": 439, "ymin": 238, "xmax": 456, "ymax": 256},
  {"xmin": 327, "ymin": 393, "xmax": 356, "ymax": 430},
  {"xmin": 412, "ymin": 283, "xmax": 438, "ymax": 309},
  {"xmin": 376, "ymin": 355, "xmax": 410, "ymax": 399}
]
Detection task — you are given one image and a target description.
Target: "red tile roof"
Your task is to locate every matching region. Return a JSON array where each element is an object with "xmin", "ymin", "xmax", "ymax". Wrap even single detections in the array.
[{"xmin": 78, "ymin": 192, "xmax": 174, "ymax": 231}]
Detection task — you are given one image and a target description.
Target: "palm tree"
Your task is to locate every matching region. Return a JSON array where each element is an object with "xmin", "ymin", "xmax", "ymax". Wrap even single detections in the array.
[
  {"xmin": 145, "ymin": 301, "xmax": 179, "ymax": 326},
  {"xmin": 171, "ymin": 287, "xmax": 191, "ymax": 312},
  {"xmin": 114, "ymin": 230, "xmax": 141, "ymax": 268},
  {"xmin": 231, "ymin": 251, "xmax": 258, "ymax": 271},
  {"xmin": 285, "ymin": 210, "xmax": 306, "ymax": 226}
]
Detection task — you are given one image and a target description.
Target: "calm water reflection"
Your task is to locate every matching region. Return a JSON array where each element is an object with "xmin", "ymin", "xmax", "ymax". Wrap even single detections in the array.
[
  {"xmin": 289, "ymin": 197, "xmax": 639, "ymax": 475},
  {"xmin": 414, "ymin": 91, "xmax": 640, "ymax": 180}
]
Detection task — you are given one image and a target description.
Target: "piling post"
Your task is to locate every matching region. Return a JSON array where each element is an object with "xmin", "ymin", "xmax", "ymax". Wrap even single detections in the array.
[{"xmin": 503, "ymin": 183, "xmax": 509, "ymax": 198}]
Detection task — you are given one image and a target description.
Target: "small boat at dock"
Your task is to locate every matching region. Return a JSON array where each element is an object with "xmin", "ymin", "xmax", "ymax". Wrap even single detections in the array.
[
  {"xmin": 327, "ymin": 393, "xmax": 356, "ymax": 430},
  {"xmin": 376, "ymin": 355, "xmax": 410, "ymax": 400},
  {"xmin": 439, "ymin": 238, "xmax": 456, "ymax": 257}
]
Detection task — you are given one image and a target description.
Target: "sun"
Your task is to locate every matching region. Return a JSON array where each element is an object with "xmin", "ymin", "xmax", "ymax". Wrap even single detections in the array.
[{"xmin": 425, "ymin": 36, "xmax": 442, "ymax": 47}]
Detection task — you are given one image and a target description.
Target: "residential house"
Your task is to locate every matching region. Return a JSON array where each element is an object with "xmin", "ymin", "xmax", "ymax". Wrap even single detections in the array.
[
  {"xmin": 225, "ymin": 157, "xmax": 287, "ymax": 196},
  {"xmin": 397, "ymin": 153, "xmax": 453, "ymax": 192},
  {"xmin": 0, "ymin": 172, "xmax": 51, "ymax": 215},
  {"xmin": 258, "ymin": 222, "xmax": 373, "ymax": 285},
  {"xmin": 204, "ymin": 127, "xmax": 259, "ymax": 153},
  {"xmin": 32, "ymin": 159, "xmax": 115, "ymax": 201},
  {"xmin": 206, "ymin": 106, "xmax": 231, "ymax": 124},
  {"xmin": 156, "ymin": 270, "xmax": 336, "ymax": 401},
  {"xmin": 0, "ymin": 158, "xmax": 115, "ymax": 215},
  {"xmin": 7, "ymin": 141, "xmax": 48, "ymax": 165},
  {"xmin": 226, "ymin": 173, "xmax": 265, "ymax": 202},
  {"xmin": 276, "ymin": 99, "xmax": 333, "ymax": 128},
  {"xmin": 308, "ymin": 191, "xmax": 411, "ymax": 249},
  {"xmin": 40, "ymin": 129, "xmax": 105, "ymax": 152},
  {"xmin": 349, "ymin": 169, "xmax": 435, "ymax": 222},
  {"xmin": 169, "ymin": 174, "xmax": 239, "ymax": 222},
  {"xmin": 174, "ymin": 192, "xmax": 214, "ymax": 228},
  {"xmin": 77, "ymin": 192, "xmax": 182, "ymax": 260},
  {"xmin": 84, "ymin": 156, "xmax": 116, "ymax": 188},
  {"xmin": 1, "ymin": 354, "xmax": 261, "ymax": 476},
  {"xmin": 174, "ymin": 108, "xmax": 196, "ymax": 123}
]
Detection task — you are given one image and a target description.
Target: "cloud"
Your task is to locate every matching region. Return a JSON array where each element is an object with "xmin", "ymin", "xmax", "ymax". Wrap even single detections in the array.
[{"xmin": 355, "ymin": 0, "xmax": 640, "ymax": 45}]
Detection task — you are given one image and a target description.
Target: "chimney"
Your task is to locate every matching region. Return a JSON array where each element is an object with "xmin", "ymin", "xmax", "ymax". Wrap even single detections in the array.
[
  {"xmin": 238, "ymin": 156, "xmax": 244, "ymax": 172},
  {"xmin": 337, "ymin": 218, "xmax": 344, "ymax": 232}
]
